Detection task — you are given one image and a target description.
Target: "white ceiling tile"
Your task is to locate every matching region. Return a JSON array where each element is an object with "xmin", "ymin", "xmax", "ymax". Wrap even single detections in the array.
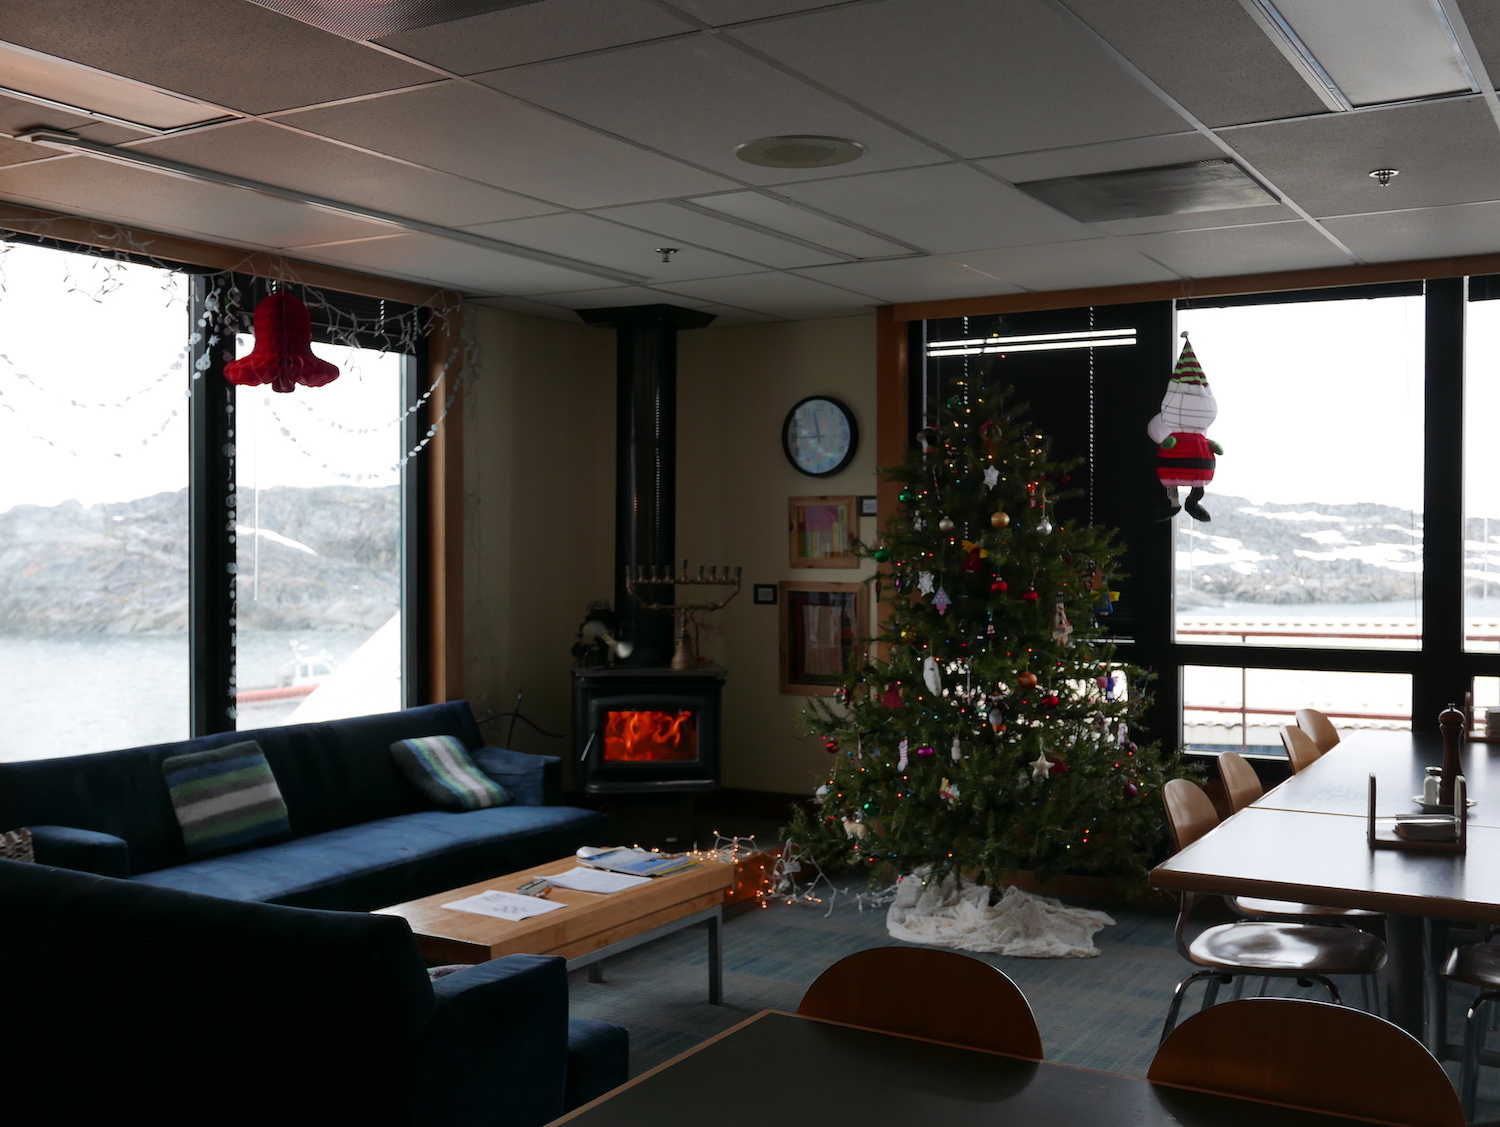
[
  {"xmin": 139, "ymin": 121, "xmax": 559, "ymax": 227},
  {"xmin": 0, "ymin": 154, "xmax": 390, "ymax": 248},
  {"xmin": 591, "ymin": 202, "xmax": 843, "ymax": 268},
  {"xmin": 792, "ymin": 257, "xmax": 1019, "ymax": 303},
  {"xmin": 374, "ymin": 0, "xmax": 693, "ymax": 74},
  {"xmin": 461, "ymin": 212, "xmax": 764, "ymax": 281},
  {"xmin": 687, "ymin": 302, "xmax": 783, "ymax": 323},
  {"xmin": 1220, "ymin": 98, "xmax": 1500, "ymax": 217},
  {"xmin": 946, "ymin": 239, "xmax": 1180, "ymax": 290},
  {"xmin": 773, "ymin": 165, "xmax": 1095, "ymax": 253},
  {"xmin": 1457, "ymin": 0, "xmax": 1500, "ymax": 85},
  {"xmin": 0, "ymin": 0, "xmax": 437, "ymax": 115},
  {"xmin": 294, "ymin": 232, "xmax": 620, "ymax": 294},
  {"xmin": 474, "ymin": 36, "xmax": 947, "ymax": 184},
  {"xmin": 1322, "ymin": 202, "xmax": 1500, "ymax": 263},
  {"xmin": 668, "ymin": 0, "xmax": 843, "ymax": 23},
  {"xmin": 470, "ymin": 294, "xmax": 579, "ymax": 320},
  {"xmin": 521, "ymin": 285, "xmax": 715, "ymax": 310},
  {"xmin": 687, "ymin": 192, "xmax": 911, "ymax": 257},
  {"xmin": 1091, "ymin": 203, "xmax": 1297, "ymax": 236},
  {"xmin": 1062, "ymin": 0, "xmax": 1328, "ymax": 127},
  {"xmin": 979, "ymin": 133, "xmax": 1220, "ymax": 184},
  {"xmin": 731, "ymin": 0, "xmax": 1186, "ymax": 159},
  {"xmin": 654, "ymin": 272, "xmax": 877, "ymax": 318},
  {"xmin": 1116, "ymin": 222, "xmax": 1352, "ymax": 277},
  {"xmin": 276, "ymin": 83, "xmax": 735, "ymax": 208}
]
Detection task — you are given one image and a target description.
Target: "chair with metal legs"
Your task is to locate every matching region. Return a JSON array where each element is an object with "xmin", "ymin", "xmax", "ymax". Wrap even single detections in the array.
[
  {"xmin": 1442, "ymin": 941, "xmax": 1500, "ymax": 1119},
  {"xmin": 1160, "ymin": 779, "xmax": 1388, "ymax": 1041}
]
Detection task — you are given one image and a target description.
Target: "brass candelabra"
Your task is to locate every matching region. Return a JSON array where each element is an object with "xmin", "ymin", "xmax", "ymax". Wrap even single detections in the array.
[{"xmin": 626, "ymin": 560, "xmax": 743, "ymax": 670}]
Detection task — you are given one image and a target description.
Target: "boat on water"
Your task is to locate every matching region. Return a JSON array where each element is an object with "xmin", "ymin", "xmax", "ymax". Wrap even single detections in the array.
[{"xmin": 236, "ymin": 642, "xmax": 337, "ymax": 705}]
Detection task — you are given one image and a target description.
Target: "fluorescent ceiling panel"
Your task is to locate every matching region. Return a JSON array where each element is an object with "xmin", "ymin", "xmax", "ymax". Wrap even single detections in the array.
[
  {"xmin": 0, "ymin": 40, "xmax": 231, "ymax": 131},
  {"xmin": 1246, "ymin": 0, "xmax": 1474, "ymax": 107},
  {"xmin": 1016, "ymin": 159, "xmax": 1277, "ymax": 222}
]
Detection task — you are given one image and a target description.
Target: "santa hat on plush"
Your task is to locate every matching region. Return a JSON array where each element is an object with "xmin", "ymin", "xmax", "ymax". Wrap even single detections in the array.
[{"xmin": 1147, "ymin": 333, "xmax": 1221, "ymax": 522}]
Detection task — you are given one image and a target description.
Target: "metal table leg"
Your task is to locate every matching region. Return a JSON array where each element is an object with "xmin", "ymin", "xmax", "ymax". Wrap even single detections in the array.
[
  {"xmin": 707, "ymin": 906, "xmax": 723, "ymax": 1005},
  {"xmin": 1386, "ymin": 913, "xmax": 1426, "ymax": 1041},
  {"xmin": 1428, "ymin": 917, "xmax": 1450, "ymax": 1056}
]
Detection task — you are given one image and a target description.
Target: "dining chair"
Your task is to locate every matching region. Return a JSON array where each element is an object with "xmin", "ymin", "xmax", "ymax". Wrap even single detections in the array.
[
  {"xmin": 1296, "ymin": 707, "xmax": 1341, "ymax": 753},
  {"xmin": 1149, "ymin": 998, "xmax": 1464, "ymax": 1127},
  {"xmin": 1280, "ymin": 723, "xmax": 1322, "ymax": 773},
  {"xmin": 1160, "ymin": 779, "xmax": 1387, "ymax": 1040},
  {"xmin": 1441, "ymin": 941, "xmax": 1500, "ymax": 1118},
  {"xmin": 797, "ymin": 946, "xmax": 1043, "ymax": 1059},
  {"xmin": 1217, "ymin": 751, "xmax": 1262, "ymax": 814}
]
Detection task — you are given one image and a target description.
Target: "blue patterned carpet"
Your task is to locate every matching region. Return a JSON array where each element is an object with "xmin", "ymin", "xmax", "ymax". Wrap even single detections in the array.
[{"xmin": 566, "ymin": 882, "xmax": 1500, "ymax": 1123}]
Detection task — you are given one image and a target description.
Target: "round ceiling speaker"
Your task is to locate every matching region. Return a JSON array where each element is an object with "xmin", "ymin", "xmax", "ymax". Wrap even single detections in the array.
[{"xmin": 735, "ymin": 135, "xmax": 865, "ymax": 169}]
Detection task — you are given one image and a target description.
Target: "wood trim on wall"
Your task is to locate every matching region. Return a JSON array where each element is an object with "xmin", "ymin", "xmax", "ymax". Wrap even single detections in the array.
[
  {"xmin": 426, "ymin": 302, "xmax": 466, "ymax": 703},
  {"xmin": 889, "ymin": 249, "xmax": 1500, "ymax": 323}
]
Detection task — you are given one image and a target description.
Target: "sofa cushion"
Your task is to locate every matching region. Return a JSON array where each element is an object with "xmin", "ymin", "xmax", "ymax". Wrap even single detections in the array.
[
  {"xmin": 132, "ymin": 805, "xmax": 612, "ymax": 911},
  {"xmin": 392, "ymin": 735, "xmax": 510, "ymax": 812},
  {"xmin": 162, "ymin": 741, "xmax": 291, "ymax": 858}
]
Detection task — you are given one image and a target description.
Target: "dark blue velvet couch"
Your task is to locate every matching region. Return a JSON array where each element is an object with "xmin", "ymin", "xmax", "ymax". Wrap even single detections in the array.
[
  {"xmin": 0, "ymin": 858, "xmax": 627, "ymax": 1127},
  {"xmin": 0, "ymin": 701, "xmax": 611, "ymax": 910}
]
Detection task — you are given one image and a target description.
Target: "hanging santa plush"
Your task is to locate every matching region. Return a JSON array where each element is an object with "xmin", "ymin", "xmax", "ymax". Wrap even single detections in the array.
[{"xmin": 1148, "ymin": 332, "xmax": 1221, "ymax": 521}]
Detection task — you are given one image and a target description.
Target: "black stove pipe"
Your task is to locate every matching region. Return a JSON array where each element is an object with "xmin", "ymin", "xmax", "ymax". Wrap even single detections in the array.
[{"xmin": 578, "ymin": 304, "xmax": 715, "ymax": 667}]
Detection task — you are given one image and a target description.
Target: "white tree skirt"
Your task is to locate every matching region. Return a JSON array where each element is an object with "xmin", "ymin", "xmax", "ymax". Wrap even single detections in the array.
[{"xmin": 887, "ymin": 868, "xmax": 1115, "ymax": 958}]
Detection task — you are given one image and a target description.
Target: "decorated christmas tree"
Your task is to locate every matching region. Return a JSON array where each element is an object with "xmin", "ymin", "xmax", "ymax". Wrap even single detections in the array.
[{"xmin": 790, "ymin": 368, "xmax": 1184, "ymax": 889}]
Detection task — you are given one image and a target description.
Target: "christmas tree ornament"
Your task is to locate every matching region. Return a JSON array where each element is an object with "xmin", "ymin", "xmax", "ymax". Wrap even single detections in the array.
[
  {"xmin": 1036, "ymin": 518, "xmax": 1053, "ymax": 535},
  {"xmin": 873, "ymin": 547, "xmax": 891, "ymax": 563},
  {"xmin": 862, "ymin": 800, "xmax": 881, "ymax": 815},
  {"xmin": 897, "ymin": 740, "xmax": 909, "ymax": 770},
  {"xmin": 990, "ymin": 510, "xmax": 1011, "ymax": 528},
  {"xmin": 913, "ymin": 515, "xmax": 925, "ymax": 531},
  {"xmin": 939, "ymin": 778, "xmax": 960, "ymax": 804},
  {"xmin": 225, "ymin": 291, "xmax": 341, "ymax": 394},
  {"xmin": 899, "ymin": 488, "xmax": 915, "ymax": 504},
  {"xmin": 1017, "ymin": 671, "xmax": 1039, "ymax": 689},
  {"xmin": 916, "ymin": 427, "xmax": 939, "ymax": 455},
  {"xmin": 1049, "ymin": 755, "xmax": 1070, "ymax": 775},
  {"xmin": 815, "ymin": 784, "xmax": 830, "ymax": 803},
  {"xmin": 933, "ymin": 588, "xmax": 951, "ymax": 615},
  {"xmin": 824, "ymin": 737, "xmax": 839, "ymax": 753},
  {"xmin": 990, "ymin": 579, "xmax": 1008, "ymax": 593},
  {"xmin": 983, "ymin": 464, "xmax": 999, "ymax": 490},
  {"xmin": 1040, "ymin": 694, "xmax": 1061, "ymax": 710},
  {"xmin": 950, "ymin": 735, "xmax": 962, "ymax": 761},
  {"xmin": 1148, "ymin": 332, "xmax": 1222, "ymax": 522},
  {"xmin": 1022, "ymin": 589, "xmax": 1040, "ymax": 603},
  {"xmin": 988, "ymin": 707, "xmax": 1004, "ymax": 730},
  {"xmin": 918, "ymin": 571, "xmax": 936, "ymax": 595},
  {"xmin": 842, "ymin": 817, "xmax": 867, "ymax": 839},
  {"xmin": 1052, "ymin": 598, "xmax": 1074, "ymax": 645},
  {"xmin": 915, "ymin": 745, "xmax": 936, "ymax": 759},
  {"xmin": 922, "ymin": 655, "xmax": 943, "ymax": 695},
  {"xmin": 1123, "ymin": 780, "xmax": 1140, "ymax": 798},
  {"xmin": 1029, "ymin": 751, "xmax": 1052, "ymax": 781},
  {"xmin": 938, "ymin": 516, "xmax": 955, "ymax": 533},
  {"xmin": 881, "ymin": 683, "xmax": 903, "ymax": 708},
  {"xmin": 960, "ymin": 541, "xmax": 988, "ymax": 571},
  {"xmin": 899, "ymin": 627, "xmax": 917, "ymax": 642}
]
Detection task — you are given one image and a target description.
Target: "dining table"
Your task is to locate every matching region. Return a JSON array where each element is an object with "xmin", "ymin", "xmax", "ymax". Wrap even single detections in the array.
[
  {"xmin": 547, "ymin": 1009, "xmax": 1408, "ymax": 1126},
  {"xmin": 1151, "ymin": 729, "xmax": 1500, "ymax": 1054}
]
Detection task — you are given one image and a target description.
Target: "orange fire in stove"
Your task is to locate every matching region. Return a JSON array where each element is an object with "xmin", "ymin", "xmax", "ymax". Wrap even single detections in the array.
[{"xmin": 603, "ymin": 710, "xmax": 698, "ymax": 762}]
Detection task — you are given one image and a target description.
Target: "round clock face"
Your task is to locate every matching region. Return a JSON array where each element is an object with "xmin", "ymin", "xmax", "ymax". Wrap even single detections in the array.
[{"xmin": 783, "ymin": 396, "xmax": 858, "ymax": 477}]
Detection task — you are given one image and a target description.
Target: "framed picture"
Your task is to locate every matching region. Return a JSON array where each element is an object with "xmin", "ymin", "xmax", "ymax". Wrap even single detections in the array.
[
  {"xmin": 752, "ymin": 584, "xmax": 778, "ymax": 605},
  {"xmin": 779, "ymin": 581, "xmax": 867, "ymax": 696},
  {"xmin": 788, "ymin": 495, "xmax": 858, "ymax": 568},
  {"xmin": 858, "ymin": 495, "xmax": 878, "ymax": 517}
]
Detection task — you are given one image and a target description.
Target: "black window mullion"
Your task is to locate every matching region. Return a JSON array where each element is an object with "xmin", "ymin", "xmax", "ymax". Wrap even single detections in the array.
[
  {"xmin": 188, "ymin": 275, "xmax": 237, "ymax": 737},
  {"xmin": 1415, "ymin": 278, "xmax": 1467, "ymax": 729},
  {"xmin": 401, "ymin": 345, "xmax": 431, "ymax": 708}
]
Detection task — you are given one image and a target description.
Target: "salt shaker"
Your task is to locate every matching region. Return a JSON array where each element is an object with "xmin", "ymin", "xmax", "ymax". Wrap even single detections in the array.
[{"xmin": 1423, "ymin": 766, "xmax": 1443, "ymax": 807}]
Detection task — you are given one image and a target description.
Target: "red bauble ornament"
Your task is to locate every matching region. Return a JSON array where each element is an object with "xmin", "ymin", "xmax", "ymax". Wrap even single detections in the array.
[
  {"xmin": 881, "ymin": 684, "xmax": 903, "ymax": 709},
  {"xmin": 1040, "ymin": 694, "xmax": 1060, "ymax": 709},
  {"xmin": 225, "ymin": 292, "xmax": 340, "ymax": 394},
  {"xmin": 1016, "ymin": 671, "xmax": 1039, "ymax": 689},
  {"xmin": 824, "ymin": 738, "xmax": 839, "ymax": 753},
  {"xmin": 1022, "ymin": 589, "xmax": 1040, "ymax": 603},
  {"xmin": 1048, "ymin": 756, "xmax": 1070, "ymax": 775},
  {"xmin": 990, "ymin": 579, "xmax": 1008, "ymax": 593},
  {"xmin": 1124, "ymin": 780, "xmax": 1140, "ymax": 798}
]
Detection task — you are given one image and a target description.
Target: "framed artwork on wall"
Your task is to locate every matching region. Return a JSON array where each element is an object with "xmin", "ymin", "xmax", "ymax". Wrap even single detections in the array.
[
  {"xmin": 788, "ymin": 495, "xmax": 857, "ymax": 568},
  {"xmin": 779, "ymin": 581, "xmax": 866, "ymax": 696}
]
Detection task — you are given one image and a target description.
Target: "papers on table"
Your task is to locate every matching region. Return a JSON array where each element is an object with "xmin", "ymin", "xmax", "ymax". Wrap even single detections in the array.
[
  {"xmin": 542, "ymin": 867, "xmax": 652, "ymax": 894},
  {"xmin": 443, "ymin": 889, "xmax": 566, "ymax": 921},
  {"xmin": 579, "ymin": 847, "xmax": 700, "ymax": 878}
]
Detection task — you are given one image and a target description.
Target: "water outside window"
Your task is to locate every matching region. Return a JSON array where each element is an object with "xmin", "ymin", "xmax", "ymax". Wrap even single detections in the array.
[
  {"xmin": 1465, "ymin": 296, "xmax": 1500, "ymax": 651},
  {"xmin": 234, "ymin": 337, "xmax": 403, "ymax": 728},
  {"xmin": 0, "ymin": 243, "xmax": 190, "ymax": 759},
  {"xmin": 1174, "ymin": 297, "xmax": 1425, "ymax": 652},
  {"xmin": 1183, "ymin": 667, "xmax": 1412, "ymax": 753}
]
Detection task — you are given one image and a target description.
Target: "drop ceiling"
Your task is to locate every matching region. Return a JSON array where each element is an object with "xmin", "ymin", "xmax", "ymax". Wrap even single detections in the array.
[{"xmin": 0, "ymin": 0, "xmax": 1499, "ymax": 323}]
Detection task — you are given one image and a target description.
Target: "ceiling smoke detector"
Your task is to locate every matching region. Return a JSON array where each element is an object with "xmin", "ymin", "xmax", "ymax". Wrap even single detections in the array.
[{"xmin": 735, "ymin": 135, "xmax": 865, "ymax": 169}]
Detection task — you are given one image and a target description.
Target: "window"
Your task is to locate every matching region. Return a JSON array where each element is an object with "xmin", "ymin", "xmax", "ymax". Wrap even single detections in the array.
[
  {"xmin": 1465, "ymin": 280, "xmax": 1500, "ymax": 652},
  {"xmin": 1184, "ymin": 666, "xmax": 1412, "ymax": 754}
]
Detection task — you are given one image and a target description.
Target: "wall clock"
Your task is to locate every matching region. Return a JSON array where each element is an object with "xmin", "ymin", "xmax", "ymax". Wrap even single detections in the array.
[{"xmin": 783, "ymin": 395, "xmax": 858, "ymax": 477}]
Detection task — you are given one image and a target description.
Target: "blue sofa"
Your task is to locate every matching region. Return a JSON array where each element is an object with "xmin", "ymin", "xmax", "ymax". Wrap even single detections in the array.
[
  {"xmin": 1, "ymin": 858, "xmax": 627, "ymax": 1127},
  {"xmin": 0, "ymin": 701, "xmax": 611, "ymax": 910}
]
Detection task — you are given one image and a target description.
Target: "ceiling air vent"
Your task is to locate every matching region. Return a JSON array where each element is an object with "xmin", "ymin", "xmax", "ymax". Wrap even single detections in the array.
[
  {"xmin": 249, "ymin": 0, "xmax": 546, "ymax": 41},
  {"xmin": 1015, "ymin": 159, "xmax": 1278, "ymax": 223}
]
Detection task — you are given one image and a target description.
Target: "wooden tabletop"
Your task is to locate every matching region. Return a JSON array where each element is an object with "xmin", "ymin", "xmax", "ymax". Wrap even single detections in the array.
[
  {"xmin": 374, "ymin": 855, "xmax": 733, "ymax": 965},
  {"xmin": 550, "ymin": 1011, "xmax": 1398, "ymax": 1127}
]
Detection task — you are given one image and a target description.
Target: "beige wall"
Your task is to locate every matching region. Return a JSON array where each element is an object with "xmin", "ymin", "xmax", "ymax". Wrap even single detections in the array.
[
  {"xmin": 460, "ymin": 304, "xmax": 878, "ymax": 796},
  {"xmin": 677, "ymin": 315, "xmax": 878, "ymax": 795}
]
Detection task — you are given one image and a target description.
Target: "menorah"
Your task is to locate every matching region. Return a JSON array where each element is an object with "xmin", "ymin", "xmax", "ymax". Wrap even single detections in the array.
[{"xmin": 626, "ymin": 560, "xmax": 743, "ymax": 670}]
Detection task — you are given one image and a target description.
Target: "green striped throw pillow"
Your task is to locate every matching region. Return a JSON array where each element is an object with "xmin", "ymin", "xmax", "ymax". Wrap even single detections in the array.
[
  {"xmin": 162, "ymin": 741, "xmax": 291, "ymax": 858},
  {"xmin": 391, "ymin": 736, "xmax": 510, "ymax": 812}
]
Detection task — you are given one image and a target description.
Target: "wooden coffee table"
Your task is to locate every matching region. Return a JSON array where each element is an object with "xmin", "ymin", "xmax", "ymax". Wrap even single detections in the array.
[{"xmin": 375, "ymin": 855, "xmax": 735, "ymax": 1003}]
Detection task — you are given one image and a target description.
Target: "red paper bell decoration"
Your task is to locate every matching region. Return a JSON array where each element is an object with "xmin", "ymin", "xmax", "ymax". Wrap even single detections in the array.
[{"xmin": 225, "ymin": 292, "xmax": 340, "ymax": 394}]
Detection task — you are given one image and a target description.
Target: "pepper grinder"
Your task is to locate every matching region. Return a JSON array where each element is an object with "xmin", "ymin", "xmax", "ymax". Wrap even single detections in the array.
[{"xmin": 1439, "ymin": 703, "xmax": 1467, "ymax": 807}]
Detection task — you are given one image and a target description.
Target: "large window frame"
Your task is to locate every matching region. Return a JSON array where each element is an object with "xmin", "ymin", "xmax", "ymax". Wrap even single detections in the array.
[{"xmin": 910, "ymin": 276, "xmax": 1492, "ymax": 752}]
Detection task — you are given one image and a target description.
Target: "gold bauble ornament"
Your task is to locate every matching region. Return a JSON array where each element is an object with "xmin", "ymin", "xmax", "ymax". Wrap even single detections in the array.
[
  {"xmin": 990, "ymin": 511, "xmax": 1011, "ymax": 528},
  {"xmin": 938, "ymin": 516, "xmax": 955, "ymax": 533},
  {"xmin": 899, "ymin": 628, "xmax": 917, "ymax": 641}
]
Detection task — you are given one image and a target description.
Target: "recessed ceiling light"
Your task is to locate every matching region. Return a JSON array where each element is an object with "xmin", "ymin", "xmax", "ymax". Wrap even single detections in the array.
[{"xmin": 735, "ymin": 136, "xmax": 865, "ymax": 169}]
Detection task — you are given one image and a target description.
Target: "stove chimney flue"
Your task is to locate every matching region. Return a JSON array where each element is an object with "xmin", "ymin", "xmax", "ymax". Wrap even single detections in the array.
[{"xmin": 578, "ymin": 304, "xmax": 715, "ymax": 667}]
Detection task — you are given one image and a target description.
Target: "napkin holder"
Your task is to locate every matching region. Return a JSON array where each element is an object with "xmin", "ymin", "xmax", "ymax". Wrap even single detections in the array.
[{"xmin": 1368, "ymin": 773, "xmax": 1467, "ymax": 853}]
